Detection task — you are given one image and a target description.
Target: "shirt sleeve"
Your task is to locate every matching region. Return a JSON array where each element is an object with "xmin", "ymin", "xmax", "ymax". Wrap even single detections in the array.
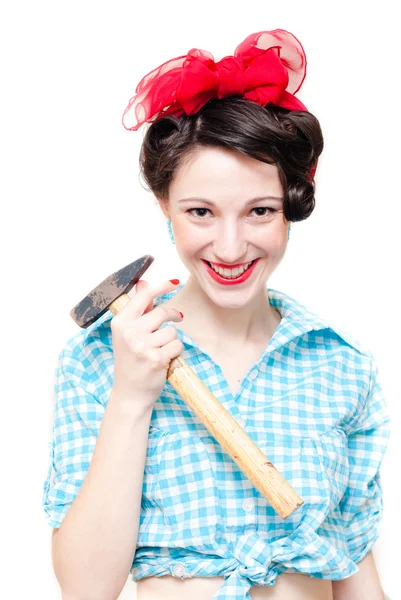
[
  {"xmin": 339, "ymin": 356, "xmax": 391, "ymax": 564},
  {"xmin": 42, "ymin": 343, "xmax": 106, "ymax": 528}
]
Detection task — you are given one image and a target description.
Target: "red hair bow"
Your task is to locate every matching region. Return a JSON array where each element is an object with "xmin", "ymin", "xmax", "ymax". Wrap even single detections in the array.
[{"xmin": 122, "ymin": 29, "xmax": 309, "ymax": 131}]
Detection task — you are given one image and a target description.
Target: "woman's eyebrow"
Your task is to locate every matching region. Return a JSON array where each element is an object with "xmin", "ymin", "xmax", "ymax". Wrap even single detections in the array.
[{"xmin": 178, "ymin": 196, "xmax": 283, "ymax": 206}]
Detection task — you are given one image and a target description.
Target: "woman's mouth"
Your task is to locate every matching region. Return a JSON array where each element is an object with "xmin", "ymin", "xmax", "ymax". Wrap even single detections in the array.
[{"xmin": 202, "ymin": 258, "xmax": 260, "ymax": 285}]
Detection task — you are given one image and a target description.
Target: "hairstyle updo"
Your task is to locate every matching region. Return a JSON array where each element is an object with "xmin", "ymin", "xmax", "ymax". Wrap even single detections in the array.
[{"xmin": 139, "ymin": 96, "xmax": 324, "ymax": 222}]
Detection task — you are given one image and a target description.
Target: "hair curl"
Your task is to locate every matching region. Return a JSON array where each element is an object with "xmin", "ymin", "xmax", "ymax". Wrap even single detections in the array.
[{"xmin": 139, "ymin": 96, "xmax": 324, "ymax": 222}]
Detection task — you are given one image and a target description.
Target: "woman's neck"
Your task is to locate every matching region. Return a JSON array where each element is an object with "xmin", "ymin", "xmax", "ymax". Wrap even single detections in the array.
[{"xmin": 169, "ymin": 277, "xmax": 281, "ymax": 349}]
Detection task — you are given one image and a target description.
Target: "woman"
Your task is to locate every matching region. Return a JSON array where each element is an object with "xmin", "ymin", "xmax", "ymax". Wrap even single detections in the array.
[{"xmin": 43, "ymin": 30, "xmax": 390, "ymax": 599}]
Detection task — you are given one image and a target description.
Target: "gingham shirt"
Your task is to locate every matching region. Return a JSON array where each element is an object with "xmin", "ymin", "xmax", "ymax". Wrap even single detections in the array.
[{"xmin": 43, "ymin": 286, "xmax": 391, "ymax": 599}]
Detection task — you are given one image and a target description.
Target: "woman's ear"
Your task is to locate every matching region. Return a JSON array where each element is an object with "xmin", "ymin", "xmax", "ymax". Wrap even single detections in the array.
[{"xmin": 157, "ymin": 199, "xmax": 170, "ymax": 220}]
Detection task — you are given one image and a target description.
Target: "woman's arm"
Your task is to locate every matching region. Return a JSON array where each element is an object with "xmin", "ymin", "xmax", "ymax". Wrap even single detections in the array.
[
  {"xmin": 331, "ymin": 551, "xmax": 385, "ymax": 600},
  {"xmin": 50, "ymin": 390, "xmax": 154, "ymax": 600},
  {"xmin": 333, "ymin": 356, "xmax": 390, "ymax": 600}
]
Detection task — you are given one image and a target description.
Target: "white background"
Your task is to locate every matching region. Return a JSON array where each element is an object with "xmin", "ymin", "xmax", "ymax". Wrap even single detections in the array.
[{"xmin": 1, "ymin": 1, "xmax": 399, "ymax": 598}]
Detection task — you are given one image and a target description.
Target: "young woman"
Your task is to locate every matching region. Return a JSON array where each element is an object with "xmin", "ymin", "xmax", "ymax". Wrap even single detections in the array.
[{"xmin": 43, "ymin": 30, "xmax": 390, "ymax": 600}]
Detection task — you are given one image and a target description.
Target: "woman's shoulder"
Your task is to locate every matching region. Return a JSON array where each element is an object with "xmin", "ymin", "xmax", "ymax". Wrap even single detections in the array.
[
  {"xmin": 57, "ymin": 310, "xmax": 114, "ymax": 391},
  {"xmin": 270, "ymin": 287, "xmax": 374, "ymax": 360}
]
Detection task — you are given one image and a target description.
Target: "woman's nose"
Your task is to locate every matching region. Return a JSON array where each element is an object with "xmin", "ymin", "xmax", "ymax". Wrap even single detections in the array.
[{"xmin": 213, "ymin": 222, "xmax": 247, "ymax": 262}]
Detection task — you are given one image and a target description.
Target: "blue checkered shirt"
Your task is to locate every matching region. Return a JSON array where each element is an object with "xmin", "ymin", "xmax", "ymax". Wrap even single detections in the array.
[{"xmin": 43, "ymin": 286, "xmax": 391, "ymax": 599}]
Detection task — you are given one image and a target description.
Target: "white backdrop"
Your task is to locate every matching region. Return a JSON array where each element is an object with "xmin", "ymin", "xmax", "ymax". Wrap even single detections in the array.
[{"xmin": 1, "ymin": 1, "xmax": 399, "ymax": 598}]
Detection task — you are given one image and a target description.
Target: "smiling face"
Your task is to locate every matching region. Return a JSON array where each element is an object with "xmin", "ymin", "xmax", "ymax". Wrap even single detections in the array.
[{"xmin": 160, "ymin": 145, "xmax": 290, "ymax": 308}]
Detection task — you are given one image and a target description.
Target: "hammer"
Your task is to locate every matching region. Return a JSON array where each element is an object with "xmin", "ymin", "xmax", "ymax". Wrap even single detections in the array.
[{"xmin": 70, "ymin": 254, "xmax": 304, "ymax": 519}]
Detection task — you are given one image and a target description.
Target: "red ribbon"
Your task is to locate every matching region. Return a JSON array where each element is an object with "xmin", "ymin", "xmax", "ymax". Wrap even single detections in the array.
[{"xmin": 122, "ymin": 29, "xmax": 309, "ymax": 131}]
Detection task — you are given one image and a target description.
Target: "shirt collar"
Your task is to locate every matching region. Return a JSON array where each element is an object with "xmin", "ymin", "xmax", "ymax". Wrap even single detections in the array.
[
  {"xmin": 267, "ymin": 287, "xmax": 367, "ymax": 356},
  {"xmin": 90, "ymin": 285, "xmax": 366, "ymax": 358}
]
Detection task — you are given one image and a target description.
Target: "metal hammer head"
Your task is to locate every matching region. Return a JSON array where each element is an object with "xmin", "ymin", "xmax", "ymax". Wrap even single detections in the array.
[{"xmin": 70, "ymin": 254, "xmax": 154, "ymax": 328}]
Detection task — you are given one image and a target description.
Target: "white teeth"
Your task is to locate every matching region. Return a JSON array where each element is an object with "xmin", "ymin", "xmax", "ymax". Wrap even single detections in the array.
[{"xmin": 209, "ymin": 261, "xmax": 253, "ymax": 278}]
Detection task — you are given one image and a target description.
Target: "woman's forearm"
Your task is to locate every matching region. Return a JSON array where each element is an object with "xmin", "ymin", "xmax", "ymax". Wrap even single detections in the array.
[{"xmin": 52, "ymin": 390, "xmax": 154, "ymax": 600}]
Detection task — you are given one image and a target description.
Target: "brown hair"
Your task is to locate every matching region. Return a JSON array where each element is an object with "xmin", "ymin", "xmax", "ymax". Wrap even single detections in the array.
[{"xmin": 139, "ymin": 96, "xmax": 324, "ymax": 222}]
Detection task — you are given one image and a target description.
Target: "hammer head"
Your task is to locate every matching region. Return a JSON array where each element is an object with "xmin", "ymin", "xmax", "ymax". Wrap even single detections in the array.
[{"xmin": 70, "ymin": 254, "xmax": 154, "ymax": 328}]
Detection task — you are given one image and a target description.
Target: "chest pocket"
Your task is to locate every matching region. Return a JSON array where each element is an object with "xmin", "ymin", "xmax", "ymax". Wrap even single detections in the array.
[
  {"xmin": 230, "ymin": 426, "xmax": 349, "ymax": 531},
  {"xmin": 153, "ymin": 430, "xmax": 222, "ymax": 542}
]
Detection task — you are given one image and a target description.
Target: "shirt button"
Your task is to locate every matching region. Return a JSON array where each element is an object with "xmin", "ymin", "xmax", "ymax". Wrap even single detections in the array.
[
  {"xmin": 237, "ymin": 417, "xmax": 246, "ymax": 428},
  {"xmin": 249, "ymin": 369, "xmax": 258, "ymax": 380},
  {"xmin": 242, "ymin": 499, "xmax": 254, "ymax": 512},
  {"xmin": 173, "ymin": 563, "xmax": 187, "ymax": 577}
]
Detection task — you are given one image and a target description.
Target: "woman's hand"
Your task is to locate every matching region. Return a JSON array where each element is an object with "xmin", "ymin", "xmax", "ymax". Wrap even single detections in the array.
[{"xmin": 110, "ymin": 278, "xmax": 184, "ymax": 409}]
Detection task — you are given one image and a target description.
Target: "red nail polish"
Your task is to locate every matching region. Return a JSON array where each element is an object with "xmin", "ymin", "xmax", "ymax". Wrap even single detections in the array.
[
  {"xmin": 169, "ymin": 279, "xmax": 180, "ymax": 285},
  {"xmin": 179, "ymin": 311, "xmax": 184, "ymax": 318}
]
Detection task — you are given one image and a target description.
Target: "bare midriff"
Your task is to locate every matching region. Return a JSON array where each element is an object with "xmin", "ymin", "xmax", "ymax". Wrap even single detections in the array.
[{"xmin": 136, "ymin": 572, "xmax": 333, "ymax": 600}]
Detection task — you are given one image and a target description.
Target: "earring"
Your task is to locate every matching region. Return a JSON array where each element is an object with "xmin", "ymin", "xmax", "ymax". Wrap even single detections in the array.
[
  {"xmin": 288, "ymin": 223, "xmax": 292, "ymax": 241},
  {"xmin": 167, "ymin": 219, "xmax": 175, "ymax": 244}
]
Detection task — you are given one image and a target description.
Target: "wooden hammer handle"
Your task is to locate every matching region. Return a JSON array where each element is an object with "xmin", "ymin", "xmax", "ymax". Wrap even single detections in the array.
[{"xmin": 110, "ymin": 293, "xmax": 304, "ymax": 519}]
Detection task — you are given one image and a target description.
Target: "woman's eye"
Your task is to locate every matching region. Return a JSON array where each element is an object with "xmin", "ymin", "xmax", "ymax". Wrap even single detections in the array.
[
  {"xmin": 187, "ymin": 207, "xmax": 276, "ymax": 219},
  {"xmin": 253, "ymin": 207, "xmax": 276, "ymax": 217},
  {"xmin": 187, "ymin": 208, "xmax": 210, "ymax": 218}
]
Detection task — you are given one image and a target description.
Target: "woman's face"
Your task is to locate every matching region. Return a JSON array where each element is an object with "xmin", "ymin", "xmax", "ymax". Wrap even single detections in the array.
[{"xmin": 161, "ymin": 146, "xmax": 289, "ymax": 304}]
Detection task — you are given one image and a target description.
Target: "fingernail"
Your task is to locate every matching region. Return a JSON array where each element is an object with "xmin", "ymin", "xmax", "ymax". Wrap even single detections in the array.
[
  {"xmin": 179, "ymin": 311, "xmax": 184, "ymax": 319},
  {"xmin": 169, "ymin": 279, "xmax": 180, "ymax": 285}
]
